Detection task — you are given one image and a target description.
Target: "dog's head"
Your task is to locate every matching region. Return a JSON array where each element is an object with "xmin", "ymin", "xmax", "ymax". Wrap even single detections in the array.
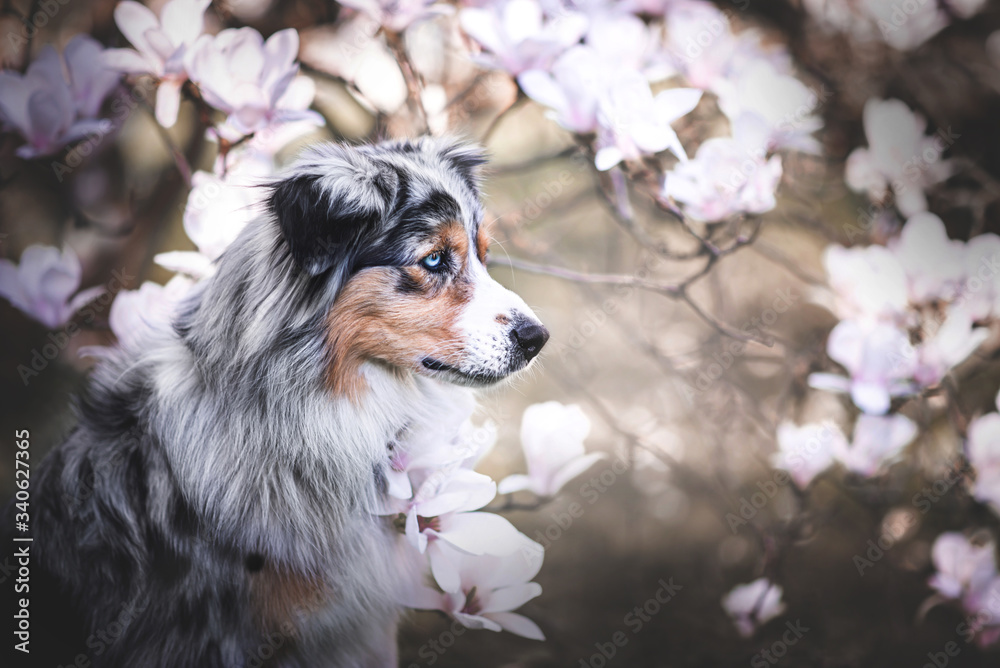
[{"xmin": 267, "ymin": 139, "xmax": 548, "ymax": 396}]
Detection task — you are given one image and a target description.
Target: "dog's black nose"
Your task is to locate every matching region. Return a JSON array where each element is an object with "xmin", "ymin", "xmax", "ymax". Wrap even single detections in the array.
[{"xmin": 511, "ymin": 321, "xmax": 549, "ymax": 361}]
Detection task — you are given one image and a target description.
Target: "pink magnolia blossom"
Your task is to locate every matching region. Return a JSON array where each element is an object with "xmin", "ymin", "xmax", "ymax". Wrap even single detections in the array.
[
  {"xmin": 663, "ymin": 116, "xmax": 782, "ymax": 222},
  {"xmin": 839, "ymin": 413, "xmax": 917, "ymax": 477},
  {"xmin": 822, "ymin": 244, "xmax": 908, "ymax": 323},
  {"xmin": 771, "ymin": 421, "xmax": 847, "ymax": 489},
  {"xmin": 108, "ymin": 276, "xmax": 194, "ymax": 349},
  {"xmin": 929, "ymin": 533, "xmax": 1000, "ymax": 647},
  {"xmin": 967, "ymin": 400, "xmax": 1000, "ymax": 513},
  {"xmin": 0, "ymin": 43, "xmax": 112, "ymax": 158},
  {"xmin": 103, "ymin": 0, "xmax": 212, "ymax": 127},
  {"xmin": 155, "ymin": 167, "xmax": 269, "ymax": 279},
  {"xmin": 498, "ymin": 402, "xmax": 603, "ymax": 497},
  {"xmin": 662, "ymin": 0, "xmax": 737, "ymax": 90},
  {"xmin": 845, "ymin": 99, "xmax": 951, "ymax": 217},
  {"xmin": 584, "ymin": 11, "xmax": 651, "ymax": 72},
  {"xmin": 0, "ymin": 245, "xmax": 103, "ymax": 328},
  {"xmin": 594, "ymin": 73, "xmax": 701, "ymax": 170},
  {"xmin": 185, "ymin": 28, "xmax": 324, "ymax": 136},
  {"xmin": 459, "ymin": 0, "xmax": 588, "ymax": 75},
  {"xmin": 65, "ymin": 35, "xmax": 122, "ymax": 119},
  {"xmin": 715, "ymin": 60, "xmax": 822, "ymax": 154},
  {"xmin": 809, "ymin": 320, "xmax": 917, "ymax": 415},
  {"xmin": 339, "ymin": 0, "xmax": 449, "ymax": 33},
  {"xmin": 913, "ymin": 308, "xmax": 989, "ymax": 389},
  {"xmin": 400, "ymin": 466, "xmax": 527, "ymax": 591},
  {"xmin": 518, "ymin": 46, "xmax": 611, "ymax": 134},
  {"xmin": 929, "ymin": 533, "xmax": 997, "ymax": 602},
  {"xmin": 721, "ymin": 577, "xmax": 785, "ymax": 638},
  {"xmin": 404, "ymin": 544, "xmax": 545, "ymax": 639},
  {"xmin": 889, "ymin": 213, "xmax": 966, "ymax": 304}
]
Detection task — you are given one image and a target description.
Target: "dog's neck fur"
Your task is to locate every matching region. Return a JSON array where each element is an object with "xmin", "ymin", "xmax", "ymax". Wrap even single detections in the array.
[{"xmin": 130, "ymin": 217, "xmax": 472, "ymax": 579}]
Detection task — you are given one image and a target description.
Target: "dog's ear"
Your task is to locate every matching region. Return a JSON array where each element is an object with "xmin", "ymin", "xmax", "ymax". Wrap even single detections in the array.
[
  {"xmin": 437, "ymin": 142, "xmax": 487, "ymax": 194},
  {"xmin": 268, "ymin": 149, "xmax": 399, "ymax": 276}
]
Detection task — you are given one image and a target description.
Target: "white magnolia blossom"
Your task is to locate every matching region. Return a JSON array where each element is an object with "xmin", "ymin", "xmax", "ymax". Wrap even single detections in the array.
[
  {"xmin": 460, "ymin": 0, "xmax": 588, "ymax": 75},
  {"xmin": 722, "ymin": 577, "xmax": 786, "ymax": 638},
  {"xmin": 498, "ymin": 401, "xmax": 603, "ymax": 498},
  {"xmin": 185, "ymin": 28, "xmax": 324, "ymax": 136},
  {"xmin": 967, "ymin": 392, "xmax": 1000, "ymax": 514},
  {"xmin": 822, "ymin": 244, "xmax": 908, "ymax": 324},
  {"xmin": 772, "ymin": 421, "xmax": 847, "ymax": 489},
  {"xmin": 839, "ymin": 413, "xmax": 917, "ymax": 477},
  {"xmin": 928, "ymin": 532, "xmax": 1000, "ymax": 646},
  {"xmin": 404, "ymin": 543, "xmax": 545, "ymax": 639},
  {"xmin": 108, "ymin": 276, "xmax": 194, "ymax": 350},
  {"xmin": 810, "ymin": 320, "xmax": 917, "ymax": 415},
  {"xmin": 663, "ymin": 116, "xmax": 782, "ymax": 222},
  {"xmin": 155, "ymin": 165, "xmax": 270, "ymax": 279},
  {"xmin": 845, "ymin": 99, "xmax": 951, "ymax": 218},
  {"xmin": 0, "ymin": 245, "xmax": 104, "ymax": 328},
  {"xmin": 594, "ymin": 74, "xmax": 701, "ymax": 170},
  {"xmin": 0, "ymin": 39, "xmax": 116, "ymax": 158},
  {"xmin": 104, "ymin": 0, "xmax": 212, "ymax": 127},
  {"xmin": 518, "ymin": 45, "xmax": 612, "ymax": 134},
  {"xmin": 714, "ymin": 59, "xmax": 821, "ymax": 155}
]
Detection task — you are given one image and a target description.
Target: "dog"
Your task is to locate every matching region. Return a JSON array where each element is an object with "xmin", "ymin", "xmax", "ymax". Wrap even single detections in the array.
[{"xmin": 2, "ymin": 138, "xmax": 548, "ymax": 667}]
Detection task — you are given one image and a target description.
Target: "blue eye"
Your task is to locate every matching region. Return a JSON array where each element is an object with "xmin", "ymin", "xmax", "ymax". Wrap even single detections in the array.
[{"xmin": 421, "ymin": 251, "xmax": 444, "ymax": 270}]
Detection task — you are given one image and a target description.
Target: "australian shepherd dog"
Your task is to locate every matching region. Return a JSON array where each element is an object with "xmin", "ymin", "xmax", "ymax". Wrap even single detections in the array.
[{"xmin": 2, "ymin": 138, "xmax": 548, "ymax": 667}]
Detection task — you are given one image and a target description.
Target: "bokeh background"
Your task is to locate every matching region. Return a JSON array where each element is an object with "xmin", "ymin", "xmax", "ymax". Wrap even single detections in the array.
[{"xmin": 4, "ymin": 0, "xmax": 1000, "ymax": 666}]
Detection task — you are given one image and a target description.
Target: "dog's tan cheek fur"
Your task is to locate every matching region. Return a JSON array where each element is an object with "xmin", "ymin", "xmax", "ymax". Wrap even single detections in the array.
[
  {"xmin": 249, "ymin": 563, "xmax": 330, "ymax": 639},
  {"xmin": 325, "ymin": 267, "xmax": 470, "ymax": 399}
]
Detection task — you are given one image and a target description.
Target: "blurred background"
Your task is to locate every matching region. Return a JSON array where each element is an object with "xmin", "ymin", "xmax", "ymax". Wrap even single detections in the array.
[{"xmin": 4, "ymin": 0, "xmax": 1000, "ymax": 666}]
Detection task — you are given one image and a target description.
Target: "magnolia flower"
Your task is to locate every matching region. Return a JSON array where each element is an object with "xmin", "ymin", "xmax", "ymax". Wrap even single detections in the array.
[
  {"xmin": 822, "ymin": 244, "xmax": 908, "ymax": 323},
  {"xmin": 108, "ymin": 276, "xmax": 194, "ymax": 349},
  {"xmin": 338, "ymin": 0, "xmax": 449, "ymax": 33},
  {"xmin": 518, "ymin": 46, "xmax": 611, "ymax": 134},
  {"xmin": 862, "ymin": 0, "xmax": 949, "ymax": 51},
  {"xmin": 65, "ymin": 35, "xmax": 122, "ymax": 119},
  {"xmin": 929, "ymin": 533, "xmax": 997, "ymax": 602},
  {"xmin": 662, "ymin": 0, "xmax": 737, "ymax": 90},
  {"xmin": 498, "ymin": 402, "xmax": 603, "ymax": 498},
  {"xmin": 809, "ymin": 320, "xmax": 917, "ymax": 415},
  {"xmin": 913, "ymin": 308, "xmax": 989, "ymax": 389},
  {"xmin": 967, "ymin": 401, "xmax": 1000, "ymax": 512},
  {"xmin": 839, "ymin": 413, "xmax": 917, "ymax": 477},
  {"xmin": 155, "ymin": 168, "xmax": 268, "ymax": 279},
  {"xmin": 594, "ymin": 74, "xmax": 701, "ymax": 170},
  {"xmin": 721, "ymin": 577, "xmax": 785, "ymax": 638},
  {"xmin": 401, "ymin": 467, "xmax": 528, "ymax": 591},
  {"xmin": 845, "ymin": 99, "xmax": 951, "ymax": 218},
  {"xmin": 890, "ymin": 213, "xmax": 966, "ymax": 304},
  {"xmin": 663, "ymin": 116, "xmax": 782, "ymax": 222},
  {"xmin": 715, "ymin": 60, "xmax": 822, "ymax": 154},
  {"xmin": 0, "ymin": 245, "xmax": 103, "ymax": 328},
  {"xmin": 404, "ymin": 544, "xmax": 545, "ymax": 639},
  {"xmin": 459, "ymin": 0, "xmax": 588, "ymax": 75},
  {"xmin": 185, "ymin": 28, "xmax": 323, "ymax": 136},
  {"xmin": 771, "ymin": 421, "xmax": 847, "ymax": 489},
  {"xmin": 0, "ymin": 45, "xmax": 111, "ymax": 158},
  {"xmin": 104, "ymin": 0, "xmax": 212, "ymax": 127},
  {"xmin": 584, "ymin": 11, "xmax": 651, "ymax": 72}
]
